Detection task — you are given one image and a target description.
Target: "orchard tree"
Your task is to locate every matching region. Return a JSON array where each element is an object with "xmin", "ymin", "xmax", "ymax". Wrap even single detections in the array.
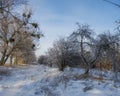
[{"xmin": 69, "ymin": 23, "xmax": 100, "ymax": 74}]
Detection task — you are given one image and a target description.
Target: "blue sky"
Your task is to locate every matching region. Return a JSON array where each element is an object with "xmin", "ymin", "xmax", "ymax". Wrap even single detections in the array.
[{"xmin": 28, "ymin": 0, "xmax": 120, "ymax": 56}]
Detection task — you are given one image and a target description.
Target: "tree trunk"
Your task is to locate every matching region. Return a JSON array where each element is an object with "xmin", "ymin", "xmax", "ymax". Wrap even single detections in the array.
[
  {"xmin": 84, "ymin": 68, "xmax": 89, "ymax": 74},
  {"xmin": 0, "ymin": 57, "xmax": 6, "ymax": 66},
  {"xmin": 0, "ymin": 52, "xmax": 6, "ymax": 66},
  {"xmin": 113, "ymin": 62, "xmax": 118, "ymax": 82},
  {"xmin": 10, "ymin": 55, "xmax": 13, "ymax": 66},
  {"xmin": 14, "ymin": 55, "xmax": 18, "ymax": 65}
]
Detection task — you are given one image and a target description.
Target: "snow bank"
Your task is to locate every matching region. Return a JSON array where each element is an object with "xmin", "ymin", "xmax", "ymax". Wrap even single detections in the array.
[{"xmin": 0, "ymin": 65, "xmax": 120, "ymax": 96}]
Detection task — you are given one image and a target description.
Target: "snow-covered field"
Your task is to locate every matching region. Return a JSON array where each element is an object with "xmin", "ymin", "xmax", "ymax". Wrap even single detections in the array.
[{"xmin": 0, "ymin": 65, "xmax": 120, "ymax": 96}]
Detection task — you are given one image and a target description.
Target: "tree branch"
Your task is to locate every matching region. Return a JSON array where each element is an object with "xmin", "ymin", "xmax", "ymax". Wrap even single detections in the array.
[{"xmin": 103, "ymin": 0, "xmax": 120, "ymax": 8}]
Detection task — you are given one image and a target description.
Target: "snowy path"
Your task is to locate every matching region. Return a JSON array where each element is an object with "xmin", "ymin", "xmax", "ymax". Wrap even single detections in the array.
[
  {"xmin": 0, "ymin": 65, "xmax": 59, "ymax": 96},
  {"xmin": 0, "ymin": 65, "xmax": 120, "ymax": 96}
]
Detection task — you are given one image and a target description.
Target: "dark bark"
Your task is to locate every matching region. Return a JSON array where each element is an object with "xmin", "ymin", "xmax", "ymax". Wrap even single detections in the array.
[
  {"xmin": 10, "ymin": 55, "xmax": 13, "ymax": 66},
  {"xmin": 84, "ymin": 68, "xmax": 89, "ymax": 74},
  {"xmin": 0, "ymin": 48, "xmax": 7, "ymax": 65},
  {"xmin": 59, "ymin": 59, "xmax": 66, "ymax": 71}
]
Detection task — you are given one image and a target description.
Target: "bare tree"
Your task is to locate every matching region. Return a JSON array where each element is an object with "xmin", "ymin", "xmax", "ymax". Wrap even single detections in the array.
[
  {"xmin": 69, "ymin": 23, "xmax": 101, "ymax": 74},
  {"xmin": 97, "ymin": 32, "xmax": 120, "ymax": 81},
  {"xmin": 46, "ymin": 38, "xmax": 81, "ymax": 71},
  {"xmin": 0, "ymin": 0, "xmax": 41, "ymax": 65}
]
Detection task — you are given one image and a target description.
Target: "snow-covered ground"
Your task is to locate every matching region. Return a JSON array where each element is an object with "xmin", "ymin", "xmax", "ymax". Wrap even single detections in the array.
[{"xmin": 0, "ymin": 65, "xmax": 120, "ymax": 96}]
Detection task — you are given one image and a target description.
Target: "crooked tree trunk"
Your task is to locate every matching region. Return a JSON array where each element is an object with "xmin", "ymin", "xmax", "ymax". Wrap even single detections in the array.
[
  {"xmin": 0, "ymin": 46, "xmax": 15, "ymax": 66},
  {"xmin": 84, "ymin": 59, "xmax": 98, "ymax": 74},
  {"xmin": 80, "ymin": 37, "xmax": 89, "ymax": 74}
]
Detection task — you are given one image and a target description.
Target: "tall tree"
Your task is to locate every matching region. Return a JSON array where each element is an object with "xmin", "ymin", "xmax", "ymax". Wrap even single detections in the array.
[{"xmin": 0, "ymin": 0, "xmax": 41, "ymax": 65}]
